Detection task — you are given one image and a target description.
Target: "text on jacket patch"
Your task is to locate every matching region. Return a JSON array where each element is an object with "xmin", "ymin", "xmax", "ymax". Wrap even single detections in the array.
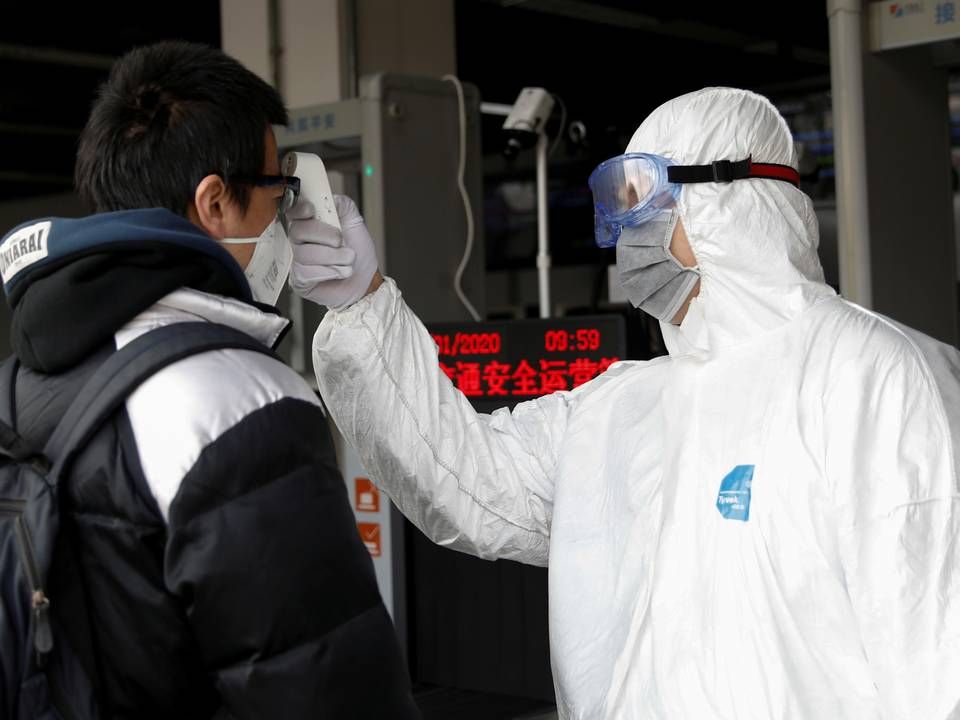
[{"xmin": 0, "ymin": 221, "xmax": 51, "ymax": 284}]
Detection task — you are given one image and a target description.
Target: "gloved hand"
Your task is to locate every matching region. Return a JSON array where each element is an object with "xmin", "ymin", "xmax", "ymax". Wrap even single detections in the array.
[{"xmin": 287, "ymin": 194, "xmax": 380, "ymax": 309}]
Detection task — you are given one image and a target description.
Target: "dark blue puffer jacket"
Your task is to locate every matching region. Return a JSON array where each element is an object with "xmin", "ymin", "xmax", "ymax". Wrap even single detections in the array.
[{"xmin": 0, "ymin": 209, "xmax": 420, "ymax": 719}]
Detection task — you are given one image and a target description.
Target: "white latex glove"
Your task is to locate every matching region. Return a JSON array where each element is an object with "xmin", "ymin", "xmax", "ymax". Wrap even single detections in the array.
[{"xmin": 287, "ymin": 194, "xmax": 379, "ymax": 309}]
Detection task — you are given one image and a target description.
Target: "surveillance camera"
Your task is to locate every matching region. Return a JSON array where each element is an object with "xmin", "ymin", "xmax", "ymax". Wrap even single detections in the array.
[
  {"xmin": 502, "ymin": 87, "xmax": 555, "ymax": 156},
  {"xmin": 503, "ymin": 88, "xmax": 555, "ymax": 134}
]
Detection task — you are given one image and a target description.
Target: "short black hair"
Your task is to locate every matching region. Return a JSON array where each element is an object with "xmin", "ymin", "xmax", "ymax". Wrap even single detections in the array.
[{"xmin": 75, "ymin": 41, "xmax": 288, "ymax": 215}]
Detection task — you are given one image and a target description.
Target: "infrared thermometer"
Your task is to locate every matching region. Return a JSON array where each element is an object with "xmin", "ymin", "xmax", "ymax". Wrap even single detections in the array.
[{"xmin": 281, "ymin": 151, "xmax": 341, "ymax": 230}]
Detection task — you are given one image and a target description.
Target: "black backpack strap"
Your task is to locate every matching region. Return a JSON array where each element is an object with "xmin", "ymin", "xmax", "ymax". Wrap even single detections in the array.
[
  {"xmin": 0, "ymin": 355, "xmax": 18, "ymax": 428},
  {"xmin": 43, "ymin": 322, "xmax": 279, "ymax": 478},
  {"xmin": 0, "ymin": 355, "xmax": 48, "ymax": 467}
]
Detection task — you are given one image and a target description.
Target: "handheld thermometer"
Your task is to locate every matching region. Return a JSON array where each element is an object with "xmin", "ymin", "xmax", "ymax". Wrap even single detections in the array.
[{"xmin": 281, "ymin": 151, "xmax": 341, "ymax": 230}]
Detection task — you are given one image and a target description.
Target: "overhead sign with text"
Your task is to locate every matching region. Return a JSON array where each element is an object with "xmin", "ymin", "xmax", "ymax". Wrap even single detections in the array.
[
  {"xmin": 428, "ymin": 315, "xmax": 627, "ymax": 412},
  {"xmin": 870, "ymin": 1, "xmax": 960, "ymax": 50}
]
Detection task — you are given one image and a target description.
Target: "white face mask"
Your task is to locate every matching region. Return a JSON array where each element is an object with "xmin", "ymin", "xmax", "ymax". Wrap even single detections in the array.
[{"xmin": 221, "ymin": 216, "xmax": 293, "ymax": 306}]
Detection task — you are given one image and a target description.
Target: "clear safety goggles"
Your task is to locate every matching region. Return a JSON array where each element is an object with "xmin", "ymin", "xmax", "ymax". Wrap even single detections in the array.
[{"xmin": 588, "ymin": 153, "xmax": 802, "ymax": 248}]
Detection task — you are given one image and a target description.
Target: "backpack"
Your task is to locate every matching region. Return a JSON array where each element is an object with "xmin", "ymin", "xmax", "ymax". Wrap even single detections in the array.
[{"xmin": 0, "ymin": 321, "xmax": 278, "ymax": 719}]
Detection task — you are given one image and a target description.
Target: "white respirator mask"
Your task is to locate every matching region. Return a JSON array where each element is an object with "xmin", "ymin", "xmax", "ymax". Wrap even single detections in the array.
[{"xmin": 221, "ymin": 215, "xmax": 293, "ymax": 306}]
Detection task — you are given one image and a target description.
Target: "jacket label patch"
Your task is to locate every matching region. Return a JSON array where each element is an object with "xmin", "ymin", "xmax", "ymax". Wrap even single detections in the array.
[
  {"xmin": 716, "ymin": 465, "xmax": 754, "ymax": 522},
  {"xmin": 0, "ymin": 221, "xmax": 51, "ymax": 284}
]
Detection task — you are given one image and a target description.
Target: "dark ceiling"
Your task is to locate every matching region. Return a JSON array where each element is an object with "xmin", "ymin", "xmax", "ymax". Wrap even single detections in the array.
[
  {"xmin": 457, "ymin": 1, "xmax": 831, "ymax": 114},
  {"xmin": 0, "ymin": 2, "xmax": 222, "ymax": 203},
  {"xmin": 457, "ymin": 1, "xmax": 831, "ymax": 162},
  {"xmin": 0, "ymin": 0, "xmax": 831, "ymax": 203}
]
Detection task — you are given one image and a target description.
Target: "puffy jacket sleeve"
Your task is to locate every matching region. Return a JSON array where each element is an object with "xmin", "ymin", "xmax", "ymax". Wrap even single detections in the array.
[
  {"xmin": 312, "ymin": 278, "xmax": 569, "ymax": 566},
  {"xmin": 162, "ymin": 396, "xmax": 420, "ymax": 720},
  {"xmin": 824, "ymin": 332, "xmax": 960, "ymax": 719}
]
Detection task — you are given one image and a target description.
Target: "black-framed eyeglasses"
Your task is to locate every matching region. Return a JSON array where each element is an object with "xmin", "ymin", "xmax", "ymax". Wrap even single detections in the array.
[{"xmin": 233, "ymin": 174, "xmax": 301, "ymax": 213}]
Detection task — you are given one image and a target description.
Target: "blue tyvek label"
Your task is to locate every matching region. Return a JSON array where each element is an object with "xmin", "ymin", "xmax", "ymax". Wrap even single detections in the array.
[{"xmin": 716, "ymin": 465, "xmax": 754, "ymax": 522}]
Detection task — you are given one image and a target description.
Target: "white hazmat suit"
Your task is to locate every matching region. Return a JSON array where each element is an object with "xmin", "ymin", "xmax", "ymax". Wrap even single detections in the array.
[{"xmin": 310, "ymin": 88, "xmax": 960, "ymax": 719}]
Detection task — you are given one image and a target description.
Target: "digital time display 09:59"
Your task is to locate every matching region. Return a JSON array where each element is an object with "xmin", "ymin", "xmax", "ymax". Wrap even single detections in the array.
[
  {"xmin": 427, "ymin": 317, "xmax": 624, "ymax": 404},
  {"xmin": 543, "ymin": 328, "xmax": 602, "ymax": 352}
]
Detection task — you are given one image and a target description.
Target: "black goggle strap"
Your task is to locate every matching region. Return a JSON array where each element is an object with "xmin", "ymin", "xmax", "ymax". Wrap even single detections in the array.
[{"xmin": 666, "ymin": 156, "xmax": 801, "ymax": 188}]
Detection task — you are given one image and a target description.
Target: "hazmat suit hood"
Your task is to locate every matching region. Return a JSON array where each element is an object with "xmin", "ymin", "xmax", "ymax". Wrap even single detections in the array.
[{"xmin": 625, "ymin": 87, "xmax": 836, "ymax": 356}]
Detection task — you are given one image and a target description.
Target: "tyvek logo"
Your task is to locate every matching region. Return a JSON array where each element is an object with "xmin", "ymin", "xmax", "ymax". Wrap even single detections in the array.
[
  {"xmin": 716, "ymin": 465, "xmax": 754, "ymax": 522},
  {"xmin": 889, "ymin": 2, "xmax": 924, "ymax": 17},
  {"xmin": 0, "ymin": 221, "xmax": 50, "ymax": 284}
]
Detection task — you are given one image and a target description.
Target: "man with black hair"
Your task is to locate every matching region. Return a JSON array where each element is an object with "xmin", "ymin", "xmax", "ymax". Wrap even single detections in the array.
[{"xmin": 1, "ymin": 41, "xmax": 420, "ymax": 718}]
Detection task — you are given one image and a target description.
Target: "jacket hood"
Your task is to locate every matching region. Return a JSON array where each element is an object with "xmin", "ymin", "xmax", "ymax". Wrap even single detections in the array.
[
  {"xmin": 625, "ymin": 87, "xmax": 836, "ymax": 356},
  {"xmin": 1, "ymin": 208, "xmax": 255, "ymax": 372}
]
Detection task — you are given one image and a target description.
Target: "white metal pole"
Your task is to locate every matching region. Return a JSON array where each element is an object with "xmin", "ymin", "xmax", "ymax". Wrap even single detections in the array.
[
  {"xmin": 536, "ymin": 132, "xmax": 551, "ymax": 319},
  {"xmin": 827, "ymin": 0, "xmax": 873, "ymax": 307}
]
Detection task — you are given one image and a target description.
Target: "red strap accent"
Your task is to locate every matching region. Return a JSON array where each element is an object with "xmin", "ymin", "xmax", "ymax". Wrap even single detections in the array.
[{"xmin": 748, "ymin": 161, "xmax": 801, "ymax": 187}]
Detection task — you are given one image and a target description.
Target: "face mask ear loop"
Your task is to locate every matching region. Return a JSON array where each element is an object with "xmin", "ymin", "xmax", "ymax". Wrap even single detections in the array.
[
  {"xmin": 662, "ymin": 209, "xmax": 679, "ymax": 251},
  {"xmin": 657, "ymin": 208, "xmax": 687, "ymax": 273},
  {"xmin": 664, "ymin": 205, "xmax": 704, "ymax": 280},
  {"xmin": 220, "ymin": 237, "xmax": 259, "ymax": 245},
  {"xmin": 221, "ymin": 209, "xmax": 284, "ymax": 245}
]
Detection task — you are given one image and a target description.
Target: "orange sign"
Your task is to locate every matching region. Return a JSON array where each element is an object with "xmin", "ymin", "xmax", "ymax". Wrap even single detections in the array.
[
  {"xmin": 358, "ymin": 522, "xmax": 381, "ymax": 557},
  {"xmin": 355, "ymin": 477, "xmax": 380, "ymax": 513}
]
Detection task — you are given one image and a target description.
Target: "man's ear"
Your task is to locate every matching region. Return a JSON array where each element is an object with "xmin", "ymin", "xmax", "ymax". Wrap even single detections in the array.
[{"xmin": 190, "ymin": 174, "xmax": 229, "ymax": 239}]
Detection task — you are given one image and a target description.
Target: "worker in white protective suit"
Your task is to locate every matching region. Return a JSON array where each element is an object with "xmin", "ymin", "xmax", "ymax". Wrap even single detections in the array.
[{"xmin": 286, "ymin": 87, "xmax": 960, "ymax": 719}]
